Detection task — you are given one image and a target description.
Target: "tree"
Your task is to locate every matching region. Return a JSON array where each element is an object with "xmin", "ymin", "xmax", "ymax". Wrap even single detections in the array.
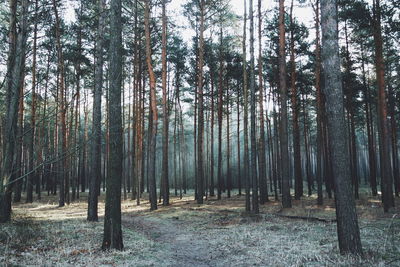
[
  {"xmin": 88, "ymin": 0, "xmax": 106, "ymax": 222},
  {"xmin": 249, "ymin": 0, "xmax": 259, "ymax": 214},
  {"xmin": 144, "ymin": 0, "xmax": 158, "ymax": 211},
  {"xmin": 258, "ymin": 0, "xmax": 268, "ymax": 204},
  {"xmin": 243, "ymin": 0, "xmax": 250, "ymax": 212},
  {"xmin": 161, "ymin": 0, "xmax": 170, "ymax": 206},
  {"xmin": 320, "ymin": 0, "xmax": 362, "ymax": 255},
  {"xmin": 0, "ymin": 0, "xmax": 29, "ymax": 223},
  {"xmin": 372, "ymin": 0, "xmax": 395, "ymax": 212},
  {"xmin": 52, "ymin": 0, "xmax": 68, "ymax": 207},
  {"xmin": 279, "ymin": 0, "xmax": 292, "ymax": 209},
  {"xmin": 27, "ymin": 0, "xmax": 39, "ymax": 204},
  {"xmin": 312, "ymin": 0, "xmax": 324, "ymax": 205},
  {"xmin": 102, "ymin": 0, "xmax": 123, "ymax": 250},
  {"xmin": 289, "ymin": 0, "xmax": 303, "ymax": 200},
  {"xmin": 197, "ymin": 0, "xmax": 205, "ymax": 204}
]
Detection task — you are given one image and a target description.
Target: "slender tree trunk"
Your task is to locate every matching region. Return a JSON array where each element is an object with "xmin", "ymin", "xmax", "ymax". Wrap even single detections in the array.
[
  {"xmin": 161, "ymin": 0, "xmax": 169, "ymax": 206},
  {"xmin": 197, "ymin": 0, "xmax": 205, "ymax": 204},
  {"xmin": 279, "ymin": 0, "xmax": 291, "ymax": 209},
  {"xmin": 210, "ymin": 71, "xmax": 215, "ymax": 197},
  {"xmin": 14, "ymin": 84, "xmax": 24, "ymax": 203},
  {"xmin": 258, "ymin": 0, "xmax": 268, "ymax": 204},
  {"xmin": 267, "ymin": 115, "xmax": 278, "ymax": 200},
  {"xmin": 290, "ymin": 0, "xmax": 302, "ymax": 200},
  {"xmin": 174, "ymin": 93, "xmax": 178, "ymax": 196},
  {"xmin": 243, "ymin": 0, "xmax": 250, "ymax": 212},
  {"xmin": 217, "ymin": 25, "xmax": 224, "ymax": 201},
  {"xmin": 0, "ymin": 0, "xmax": 29, "ymax": 223},
  {"xmin": 343, "ymin": 22, "xmax": 359, "ymax": 199},
  {"xmin": 363, "ymin": 68, "xmax": 378, "ymax": 196},
  {"xmin": 226, "ymin": 86, "xmax": 231, "ymax": 198},
  {"xmin": 249, "ymin": 0, "xmax": 259, "ymax": 213},
  {"xmin": 52, "ymin": 0, "xmax": 68, "ymax": 207},
  {"xmin": 102, "ymin": 0, "xmax": 123, "ymax": 250},
  {"xmin": 313, "ymin": 0, "xmax": 323, "ymax": 204},
  {"xmin": 144, "ymin": 0, "xmax": 158, "ymax": 211},
  {"xmin": 27, "ymin": 0, "xmax": 39, "ymax": 203},
  {"xmin": 237, "ymin": 85, "xmax": 241, "ymax": 196},
  {"xmin": 373, "ymin": 0, "xmax": 394, "ymax": 211},
  {"xmin": 388, "ymin": 85, "xmax": 399, "ymax": 197},
  {"xmin": 88, "ymin": 0, "xmax": 105, "ymax": 222},
  {"xmin": 301, "ymin": 94, "xmax": 312, "ymax": 197},
  {"xmin": 320, "ymin": 0, "xmax": 362, "ymax": 254}
]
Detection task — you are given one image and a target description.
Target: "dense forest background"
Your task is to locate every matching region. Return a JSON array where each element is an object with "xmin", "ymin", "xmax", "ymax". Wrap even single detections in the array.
[{"xmin": 0, "ymin": 0, "xmax": 399, "ymax": 264}]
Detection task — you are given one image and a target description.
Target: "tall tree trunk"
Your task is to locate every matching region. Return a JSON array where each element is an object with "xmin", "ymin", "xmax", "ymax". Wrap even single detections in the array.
[
  {"xmin": 313, "ymin": 0, "xmax": 323, "ymax": 204},
  {"xmin": 197, "ymin": 0, "xmax": 205, "ymax": 204},
  {"xmin": 210, "ymin": 70, "xmax": 215, "ymax": 196},
  {"xmin": 237, "ymin": 84, "xmax": 241, "ymax": 196},
  {"xmin": 144, "ymin": 0, "xmax": 158, "ymax": 211},
  {"xmin": 174, "ymin": 91, "xmax": 178, "ymax": 197},
  {"xmin": 301, "ymin": 93, "xmax": 313, "ymax": 197},
  {"xmin": 226, "ymin": 86, "xmax": 231, "ymax": 198},
  {"xmin": 0, "ymin": 0, "xmax": 29, "ymax": 223},
  {"xmin": 343, "ymin": 21, "xmax": 359, "ymax": 199},
  {"xmin": 267, "ymin": 115, "xmax": 278, "ymax": 200},
  {"xmin": 27, "ymin": 0, "xmax": 39, "ymax": 203},
  {"xmin": 14, "ymin": 84, "xmax": 24, "ymax": 203},
  {"xmin": 243, "ymin": 0, "xmax": 250, "ymax": 212},
  {"xmin": 102, "ymin": 0, "xmax": 123, "ymax": 250},
  {"xmin": 52, "ymin": 0, "xmax": 67, "ymax": 207},
  {"xmin": 320, "ymin": 0, "xmax": 362, "ymax": 254},
  {"xmin": 161, "ymin": 0, "xmax": 170, "ymax": 206},
  {"xmin": 88, "ymin": 0, "xmax": 105, "ymax": 222},
  {"xmin": 388, "ymin": 84, "xmax": 399, "ymax": 197},
  {"xmin": 290, "ymin": 0, "xmax": 302, "ymax": 200},
  {"xmin": 373, "ymin": 0, "xmax": 394, "ymax": 211},
  {"xmin": 249, "ymin": 0, "xmax": 259, "ymax": 213},
  {"xmin": 217, "ymin": 24, "xmax": 224, "ymax": 201},
  {"xmin": 279, "ymin": 0, "xmax": 291, "ymax": 208},
  {"xmin": 132, "ymin": 0, "xmax": 140, "ymax": 201},
  {"xmin": 258, "ymin": 0, "xmax": 268, "ymax": 204},
  {"xmin": 362, "ymin": 56, "xmax": 377, "ymax": 195}
]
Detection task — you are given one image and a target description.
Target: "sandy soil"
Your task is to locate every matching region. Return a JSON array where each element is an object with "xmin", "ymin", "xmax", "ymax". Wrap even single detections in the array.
[{"xmin": 0, "ymin": 191, "xmax": 399, "ymax": 266}]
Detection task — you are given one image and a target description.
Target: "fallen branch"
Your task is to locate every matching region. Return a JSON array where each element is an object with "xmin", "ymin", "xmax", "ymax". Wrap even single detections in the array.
[{"xmin": 273, "ymin": 213, "xmax": 337, "ymax": 223}]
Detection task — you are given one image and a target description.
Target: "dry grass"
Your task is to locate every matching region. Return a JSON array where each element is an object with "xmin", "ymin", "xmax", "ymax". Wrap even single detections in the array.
[{"xmin": 0, "ymin": 191, "xmax": 399, "ymax": 266}]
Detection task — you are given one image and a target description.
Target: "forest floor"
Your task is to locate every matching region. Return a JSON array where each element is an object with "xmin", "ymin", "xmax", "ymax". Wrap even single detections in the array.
[{"xmin": 0, "ymin": 190, "xmax": 400, "ymax": 266}]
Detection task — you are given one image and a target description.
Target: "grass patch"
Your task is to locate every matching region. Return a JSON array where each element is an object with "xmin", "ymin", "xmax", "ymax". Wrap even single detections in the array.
[{"xmin": 1, "ymin": 191, "xmax": 399, "ymax": 266}]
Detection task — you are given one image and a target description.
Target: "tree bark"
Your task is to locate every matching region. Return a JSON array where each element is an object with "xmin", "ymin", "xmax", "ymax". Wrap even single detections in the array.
[
  {"xmin": 243, "ymin": 0, "xmax": 250, "ymax": 212},
  {"xmin": 290, "ymin": 0, "xmax": 303, "ymax": 200},
  {"xmin": 249, "ymin": 0, "xmax": 259, "ymax": 214},
  {"xmin": 373, "ymin": 0, "xmax": 395, "ymax": 211},
  {"xmin": 320, "ymin": 0, "xmax": 362, "ymax": 254},
  {"xmin": 217, "ymin": 24, "xmax": 224, "ymax": 201},
  {"xmin": 0, "ymin": 0, "xmax": 29, "ymax": 223},
  {"xmin": 258, "ymin": 0, "xmax": 268, "ymax": 204},
  {"xmin": 102, "ymin": 0, "xmax": 123, "ymax": 250},
  {"xmin": 196, "ymin": 0, "xmax": 205, "ymax": 204},
  {"xmin": 313, "ymin": 0, "xmax": 323, "ymax": 204},
  {"xmin": 88, "ymin": 0, "xmax": 105, "ymax": 222},
  {"xmin": 161, "ymin": 0, "xmax": 170, "ymax": 206},
  {"xmin": 52, "ymin": 0, "xmax": 68, "ymax": 208},
  {"xmin": 279, "ymin": 0, "xmax": 292, "ymax": 208},
  {"xmin": 27, "ymin": 0, "xmax": 39, "ymax": 203},
  {"xmin": 144, "ymin": 0, "xmax": 158, "ymax": 211}
]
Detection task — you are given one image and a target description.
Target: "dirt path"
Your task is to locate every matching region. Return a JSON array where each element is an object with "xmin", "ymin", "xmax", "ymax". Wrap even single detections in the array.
[{"xmin": 123, "ymin": 213, "xmax": 214, "ymax": 266}]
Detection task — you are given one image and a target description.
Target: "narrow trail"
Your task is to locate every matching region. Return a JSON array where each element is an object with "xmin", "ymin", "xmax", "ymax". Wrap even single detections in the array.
[{"xmin": 122, "ymin": 212, "xmax": 215, "ymax": 266}]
